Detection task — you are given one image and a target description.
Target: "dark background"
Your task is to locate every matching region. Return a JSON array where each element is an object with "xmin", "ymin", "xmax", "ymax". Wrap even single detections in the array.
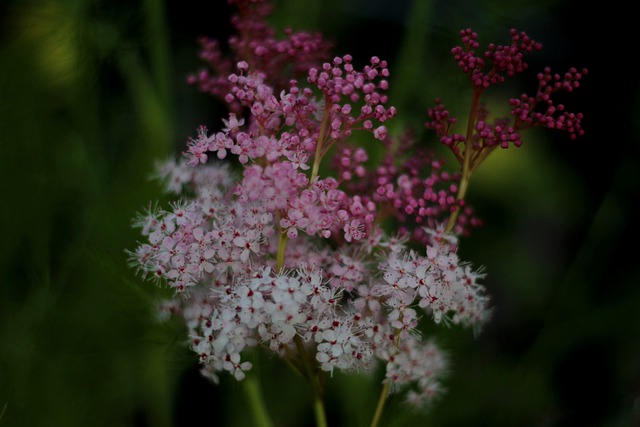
[{"xmin": 1, "ymin": 1, "xmax": 638, "ymax": 426}]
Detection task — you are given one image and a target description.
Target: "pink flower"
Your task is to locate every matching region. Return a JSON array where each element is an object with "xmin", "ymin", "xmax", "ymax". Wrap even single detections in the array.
[{"xmin": 343, "ymin": 219, "xmax": 365, "ymax": 242}]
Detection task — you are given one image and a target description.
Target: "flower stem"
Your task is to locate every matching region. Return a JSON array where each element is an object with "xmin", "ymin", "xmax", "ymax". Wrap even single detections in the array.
[
  {"xmin": 370, "ymin": 328, "xmax": 403, "ymax": 427},
  {"xmin": 369, "ymin": 380, "xmax": 391, "ymax": 427},
  {"xmin": 445, "ymin": 89, "xmax": 482, "ymax": 233},
  {"xmin": 244, "ymin": 374, "xmax": 274, "ymax": 427},
  {"xmin": 275, "ymin": 220, "xmax": 326, "ymax": 426},
  {"xmin": 310, "ymin": 102, "xmax": 332, "ymax": 184},
  {"xmin": 276, "ymin": 231, "xmax": 288, "ymax": 271},
  {"xmin": 294, "ymin": 336, "xmax": 327, "ymax": 427},
  {"xmin": 312, "ymin": 393, "xmax": 328, "ymax": 427},
  {"xmin": 276, "ymin": 98, "xmax": 331, "ymax": 425}
]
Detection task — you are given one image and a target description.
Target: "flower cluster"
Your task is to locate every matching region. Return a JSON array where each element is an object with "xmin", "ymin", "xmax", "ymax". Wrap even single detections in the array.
[
  {"xmin": 427, "ymin": 28, "xmax": 586, "ymax": 172},
  {"xmin": 186, "ymin": 0, "xmax": 331, "ymax": 113},
  {"xmin": 129, "ymin": 0, "xmax": 585, "ymax": 422},
  {"xmin": 452, "ymin": 28, "xmax": 542, "ymax": 89},
  {"xmin": 133, "ymin": 150, "xmax": 489, "ymax": 405}
]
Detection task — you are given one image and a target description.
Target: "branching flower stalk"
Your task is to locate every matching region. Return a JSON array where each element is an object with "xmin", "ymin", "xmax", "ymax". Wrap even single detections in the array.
[
  {"xmin": 310, "ymin": 102, "xmax": 332, "ymax": 184},
  {"xmin": 434, "ymin": 28, "xmax": 587, "ymax": 233},
  {"xmin": 128, "ymin": 2, "xmax": 586, "ymax": 426}
]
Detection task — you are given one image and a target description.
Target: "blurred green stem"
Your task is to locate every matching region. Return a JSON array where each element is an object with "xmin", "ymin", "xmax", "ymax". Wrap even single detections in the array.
[
  {"xmin": 276, "ymin": 229, "xmax": 288, "ymax": 271},
  {"xmin": 388, "ymin": 0, "xmax": 433, "ymax": 122},
  {"xmin": 244, "ymin": 374, "xmax": 274, "ymax": 427},
  {"xmin": 370, "ymin": 327, "xmax": 404, "ymax": 427},
  {"xmin": 143, "ymin": 0, "xmax": 172, "ymax": 108},
  {"xmin": 294, "ymin": 336, "xmax": 327, "ymax": 427},
  {"xmin": 370, "ymin": 380, "xmax": 391, "ymax": 427},
  {"xmin": 312, "ymin": 394, "xmax": 327, "ymax": 427}
]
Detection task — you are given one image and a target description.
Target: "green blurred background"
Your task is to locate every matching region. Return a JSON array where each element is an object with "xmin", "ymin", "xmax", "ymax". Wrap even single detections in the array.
[{"xmin": 1, "ymin": 0, "xmax": 638, "ymax": 426}]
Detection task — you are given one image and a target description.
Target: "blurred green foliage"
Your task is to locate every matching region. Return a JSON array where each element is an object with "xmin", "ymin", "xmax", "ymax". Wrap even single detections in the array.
[{"xmin": 1, "ymin": 0, "xmax": 639, "ymax": 426}]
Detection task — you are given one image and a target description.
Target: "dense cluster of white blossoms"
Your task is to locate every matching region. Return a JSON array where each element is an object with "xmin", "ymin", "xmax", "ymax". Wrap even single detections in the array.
[{"xmin": 130, "ymin": 149, "xmax": 489, "ymax": 406}]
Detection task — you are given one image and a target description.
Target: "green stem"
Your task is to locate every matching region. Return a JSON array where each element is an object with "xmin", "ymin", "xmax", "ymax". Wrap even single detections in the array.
[
  {"xmin": 462, "ymin": 89, "xmax": 482, "ymax": 172},
  {"xmin": 244, "ymin": 374, "xmax": 274, "ymax": 427},
  {"xmin": 294, "ymin": 336, "xmax": 327, "ymax": 427},
  {"xmin": 142, "ymin": 0, "xmax": 172, "ymax": 108},
  {"xmin": 312, "ymin": 394, "xmax": 328, "ymax": 427},
  {"xmin": 445, "ymin": 89, "xmax": 482, "ymax": 233},
  {"xmin": 369, "ymin": 328, "xmax": 403, "ymax": 427},
  {"xmin": 369, "ymin": 380, "xmax": 391, "ymax": 427},
  {"xmin": 275, "ymin": 222, "xmax": 326, "ymax": 427},
  {"xmin": 309, "ymin": 103, "xmax": 331, "ymax": 184},
  {"xmin": 276, "ymin": 230, "xmax": 288, "ymax": 271},
  {"xmin": 277, "ymin": 100, "xmax": 331, "ymax": 425}
]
